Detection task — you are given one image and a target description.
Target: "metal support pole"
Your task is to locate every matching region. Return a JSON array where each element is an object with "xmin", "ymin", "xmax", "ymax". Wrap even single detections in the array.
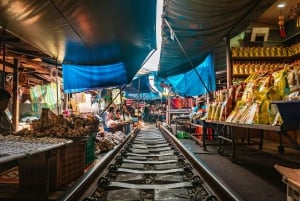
[
  {"xmin": 137, "ymin": 77, "xmax": 141, "ymax": 120},
  {"xmin": 225, "ymin": 35, "xmax": 232, "ymax": 88}
]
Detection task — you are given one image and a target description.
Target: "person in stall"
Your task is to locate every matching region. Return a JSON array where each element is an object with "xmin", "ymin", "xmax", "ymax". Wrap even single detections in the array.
[
  {"xmin": 104, "ymin": 106, "xmax": 116, "ymax": 132},
  {"xmin": 115, "ymin": 109, "xmax": 121, "ymax": 120},
  {"xmin": 105, "ymin": 106, "xmax": 125, "ymax": 132},
  {"xmin": 0, "ymin": 88, "xmax": 15, "ymax": 135}
]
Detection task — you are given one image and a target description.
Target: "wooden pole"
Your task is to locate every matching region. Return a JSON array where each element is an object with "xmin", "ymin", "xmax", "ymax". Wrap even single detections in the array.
[
  {"xmin": 55, "ymin": 61, "xmax": 60, "ymax": 115},
  {"xmin": 12, "ymin": 58, "xmax": 19, "ymax": 131}
]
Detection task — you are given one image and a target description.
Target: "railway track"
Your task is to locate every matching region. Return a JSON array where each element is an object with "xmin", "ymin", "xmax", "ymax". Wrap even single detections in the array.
[{"xmin": 58, "ymin": 124, "xmax": 243, "ymax": 201}]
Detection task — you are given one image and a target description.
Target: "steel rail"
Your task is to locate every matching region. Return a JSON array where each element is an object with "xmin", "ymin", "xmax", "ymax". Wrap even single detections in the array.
[
  {"xmin": 58, "ymin": 124, "xmax": 244, "ymax": 201},
  {"xmin": 56, "ymin": 127, "xmax": 140, "ymax": 201},
  {"xmin": 159, "ymin": 125, "xmax": 245, "ymax": 201}
]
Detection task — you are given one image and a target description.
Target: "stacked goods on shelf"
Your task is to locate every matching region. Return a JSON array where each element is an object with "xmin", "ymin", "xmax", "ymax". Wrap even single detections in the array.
[
  {"xmin": 232, "ymin": 61, "xmax": 284, "ymax": 75},
  {"xmin": 231, "ymin": 44, "xmax": 300, "ymax": 77},
  {"xmin": 207, "ymin": 65, "xmax": 300, "ymax": 125},
  {"xmin": 170, "ymin": 97, "xmax": 193, "ymax": 109},
  {"xmin": 231, "ymin": 44, "xmax": 300, "ymax": 58}
]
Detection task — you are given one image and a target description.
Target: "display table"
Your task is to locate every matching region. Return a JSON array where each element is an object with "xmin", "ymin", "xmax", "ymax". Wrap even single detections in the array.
[
  {"xmin": 205, "ymin": 120, "xmax": 300, "ymax": 161},
  {"xmin": 0, "ymin": 135, "xmax": 85, "ymax": 200},
  {"xmin": 0, "ymin": 136, "xmax": 72, "ymax": 165}
]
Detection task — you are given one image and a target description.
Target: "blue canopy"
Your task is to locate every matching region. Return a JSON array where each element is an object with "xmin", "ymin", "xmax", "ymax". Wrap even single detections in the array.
[
  {"xmin": 123, "ymin": 74, "xmax": 161, "ymax": 101},
  {"xmin": 63, "ymin": 62, "xmax": 127, "ymax": 93},
  {"xmin": 0, "ymin": 0, "xmax": 157, "ymax": 92},
  {"xmin": 124, "ymin": 74, "xmax": 157, "ymax": 94},
  {"xmin": 154, "ymin": 54, "xmax": 216, "ymax": 97}
]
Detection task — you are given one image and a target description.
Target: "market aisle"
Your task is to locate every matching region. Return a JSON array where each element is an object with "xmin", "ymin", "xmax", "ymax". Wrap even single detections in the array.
[
  {"xmin": 179, "ymin": 136, "xmax": 300, "ymax": 201},
  {"xmin": 139, "ymin": 122, "xmax": 300, "ymax": 201}
]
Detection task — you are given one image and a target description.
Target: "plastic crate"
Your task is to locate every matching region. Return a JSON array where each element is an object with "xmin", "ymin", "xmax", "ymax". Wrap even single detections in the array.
[
  {"xmin": 176, "ymin": 131, "xmax": 190, "ymax": 139},
  {"xmin": 51, "ymin": 142, "xmax": 85, "ymax": 189},
  {"xmin": 85, "ymin": 133, "xmax": 96, "ymax": 167}
]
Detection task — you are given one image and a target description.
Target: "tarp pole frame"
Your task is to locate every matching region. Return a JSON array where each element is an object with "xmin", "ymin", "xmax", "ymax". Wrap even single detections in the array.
[
  {"xmin": 163, "ymin": 18, "xmax": 213, "ymax": 98},
  {"xmin": 55, "ymin": 58, "xmax": 60, "ymax": 115}
]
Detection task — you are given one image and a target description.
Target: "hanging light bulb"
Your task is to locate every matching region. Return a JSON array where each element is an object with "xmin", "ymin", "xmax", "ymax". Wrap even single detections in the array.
[
  {"xmin": 297, "ymin": 15, "xmax": 300, "ymax": 28},
  {"xmin": 296, "ymin": 7, "xmax": 300, "ymax": 28}
]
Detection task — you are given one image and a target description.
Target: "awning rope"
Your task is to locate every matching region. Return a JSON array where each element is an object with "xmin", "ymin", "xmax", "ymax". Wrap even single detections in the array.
[{"xmin": 163, "ymin": 18, "xmax": 212, "ymax": 97}]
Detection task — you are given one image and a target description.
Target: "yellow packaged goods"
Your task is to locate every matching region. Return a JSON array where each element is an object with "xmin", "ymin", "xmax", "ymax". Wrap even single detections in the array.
[
  {"xmin": 227, "ymin": 100, "xmax": 246, "ymax": 123},
  {"xmin": 209, "ymin": 102, "xmax": 217, "ymax": 120},
  {"xmin": 257, "ymin": 98, "xmax": 270, "ymax": 125},
  {"xmin": 238, "ymin": 102, "xmax": 258, "ymax": 124},
  {"xmin": 206, "ymin": 103, "xmax": 213, "ymax": 120},
  {"xmin": 212, "ymin": 102, "xmax": 222, "ymax": 121},
  {"xmin": 273, "ymin": 67, "xmax": 290, "ymax": 99}
]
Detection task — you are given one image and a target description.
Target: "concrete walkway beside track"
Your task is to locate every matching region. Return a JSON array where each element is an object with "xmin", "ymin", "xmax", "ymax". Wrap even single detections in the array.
[{"xmin": 178, "ymin": 134, "xmax": 300, "ymax": 201}]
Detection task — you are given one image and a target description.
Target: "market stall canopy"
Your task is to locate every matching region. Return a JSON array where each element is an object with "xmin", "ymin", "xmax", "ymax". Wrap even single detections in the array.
[
  {"xmin": 124, "ymin": 74, "xmax": 161, "ymax": 101},
  {"xmin": 0, "ymin": 0, "xmax": 157, "ymax": 90},
  {"xmin": 124, "ymin": 74, "xmax": 158, "ymax": 94},
  {"xmin": 154, "ymin": 53, "xmax": 216, "ymax": 97},
  {"xmin": 158, "ymin": 0, "xmax": 276, "ymax": 77}
]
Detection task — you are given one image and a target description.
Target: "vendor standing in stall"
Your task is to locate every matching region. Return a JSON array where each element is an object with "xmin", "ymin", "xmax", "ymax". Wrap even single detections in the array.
[{"xmin": 0, "ymin": 88, "xmax": 14, "ymax": 135}]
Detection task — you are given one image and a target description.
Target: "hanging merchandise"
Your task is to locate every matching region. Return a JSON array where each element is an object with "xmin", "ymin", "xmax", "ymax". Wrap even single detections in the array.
[
  {"xmin": 99, "ymin": 98, "xmax": 106, "ymax": 111},
  {"xmin": 78, "ymin": 93, "xmax": 92, "ymax": 113},
  {"xmin": 112, "ymin": 89, "xmax": 121, "ymax": 105},
  {"xmin": 278, "ymin": 14, "xmax": 286, "ymax": 38},
  {"xmin": 29, "ymin": 82, "xmax": 61, "ymax": 112}
]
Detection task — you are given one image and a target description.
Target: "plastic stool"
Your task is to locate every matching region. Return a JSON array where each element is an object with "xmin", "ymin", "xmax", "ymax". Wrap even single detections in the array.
[
  {"xmin": 195, "ymin": 126, "xmax": 202, "ymax": 140},
  {"xmin": 207, "ymin": 128, "xmax": 213, "ymax": 141}
]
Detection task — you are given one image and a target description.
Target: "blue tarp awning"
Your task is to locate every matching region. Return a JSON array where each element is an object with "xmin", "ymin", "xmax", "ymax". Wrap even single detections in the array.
[
  {"xmin": 124, "ymin": 74, "xmax": 157, "ymax": 94},
  {"xmin": 63, "ymin": 62, "xmax": 127, "ymax": 93},
  {"xmin": 0, "ymin": 0, "xmax": 157, "ymax": 92},
  {"xmin": 154, "ymin": 54, "xmax": 216, "ymax": 97},
  {"xmin": 124, "ymin": 74, "xmax": 161, "ymax": 101}
]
